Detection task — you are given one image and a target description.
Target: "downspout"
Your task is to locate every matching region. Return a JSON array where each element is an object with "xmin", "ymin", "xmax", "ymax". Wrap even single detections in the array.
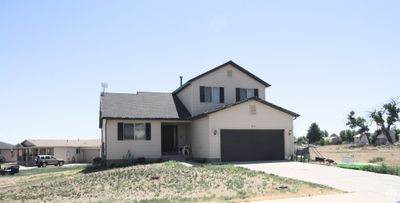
[
  {"xmin": 104, "ymin": 119, "xmax": 108, "ymax": 162},
  {"xmin": 291, "ymin": 116, "xmax": 298, "ymax": 158}
]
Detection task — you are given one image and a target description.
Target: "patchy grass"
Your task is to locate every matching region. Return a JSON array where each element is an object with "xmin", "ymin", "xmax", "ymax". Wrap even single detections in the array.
[
  {"xmin": 310, "ymin": 144, "xmax": 400, "ymax": 166},
  {"xmin": 18, "ymin": 165, "xmax": 88, "ymax": 176},
  {"xmin": 0, "ymin": 161, "xmax": 339, "ymax": 202}
]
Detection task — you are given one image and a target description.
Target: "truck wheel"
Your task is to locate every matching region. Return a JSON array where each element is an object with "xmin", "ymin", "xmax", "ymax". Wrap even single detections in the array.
[
  {"xmin": 41, "ymin": 162, "xmax": 47, "ymax": 167},
  {"xmin": 59, "ymin": 161, "xmax": 64, "ymax": 166}
]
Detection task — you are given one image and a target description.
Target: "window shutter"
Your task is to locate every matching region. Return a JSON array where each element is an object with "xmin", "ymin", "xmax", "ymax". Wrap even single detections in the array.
[
  {"xmin": 219, "ymin": 87, "xmax": 224, "ymax": 103},
  {"xmin": 117, "ymin": 122, "xmax": 123, "ymax": 141},
  {"xmin": 254, "ymin": 89, "xmax": 259, "ymax": 98},
  {"xmin": 236, "ymin": 88, "xmax": 241, "ymax": 102},
  {"xmin": 200, "ymin": 86, "xmax": 205, "ymax": 102},
  {"xmin": 146, "ymin": 123, "xmax": 151, "ymax": 140}
]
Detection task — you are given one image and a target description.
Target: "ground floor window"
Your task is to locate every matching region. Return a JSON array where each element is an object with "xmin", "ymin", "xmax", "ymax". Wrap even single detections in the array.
[{"xmin": 118, "ymin": 122, "xmax": 151, "ymax": 141}]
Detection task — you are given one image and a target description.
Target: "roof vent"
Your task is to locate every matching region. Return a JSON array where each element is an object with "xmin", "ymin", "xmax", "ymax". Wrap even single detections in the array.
[{"xmin": 180, "ymin": 76, "xmax": 183, "ymax": 87}]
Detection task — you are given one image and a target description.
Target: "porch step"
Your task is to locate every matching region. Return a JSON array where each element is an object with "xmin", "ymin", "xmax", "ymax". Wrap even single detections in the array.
[{"xmin": 162, "ymin": 155, "xmax": 190, "ymax": 162}]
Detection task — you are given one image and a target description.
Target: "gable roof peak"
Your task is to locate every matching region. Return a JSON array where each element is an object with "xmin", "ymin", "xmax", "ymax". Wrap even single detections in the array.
[{"xmin": 173, "ymin": 61, "xmax": 271, "ymax": 94}]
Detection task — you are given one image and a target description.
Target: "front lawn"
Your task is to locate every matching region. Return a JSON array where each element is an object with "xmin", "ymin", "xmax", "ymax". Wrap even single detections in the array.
[{"xmin": 0, "ymin": 161, "xmax": 339, "ymax": 202}]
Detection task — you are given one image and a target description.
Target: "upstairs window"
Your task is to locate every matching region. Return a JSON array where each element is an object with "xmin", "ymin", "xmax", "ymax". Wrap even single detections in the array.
[
  {"xmin": 236, "ymin": 88, "xmax": 259, "ymax": 101},
  {"xmin": 200, "ymin": 86, "xmax": 224, "ymax": 103}
]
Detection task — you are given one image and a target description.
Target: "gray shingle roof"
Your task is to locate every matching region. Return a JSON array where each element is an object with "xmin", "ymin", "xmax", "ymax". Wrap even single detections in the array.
[
  {"xmin": 0, "ymin": 141, "xmax": 15, "ymax": 149},
  {"xmin": 100, "ymin": 92, "xmax": 191, "ymax": 120},
  {"xmin": 18, "ymin": 139, "xmax": 100, "ymax": 148}
]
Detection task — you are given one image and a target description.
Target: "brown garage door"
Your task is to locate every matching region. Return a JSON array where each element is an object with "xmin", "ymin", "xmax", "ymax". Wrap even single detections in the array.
[{"xmin": 221, "ymin": 129, "xmax": 284, "ymax": 162}]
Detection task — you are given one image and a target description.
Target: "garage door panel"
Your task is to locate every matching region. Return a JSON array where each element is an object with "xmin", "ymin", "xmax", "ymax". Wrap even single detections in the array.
[{"xmin": 221, "ymin": 129, "xmax": 284, "ymax": 162}]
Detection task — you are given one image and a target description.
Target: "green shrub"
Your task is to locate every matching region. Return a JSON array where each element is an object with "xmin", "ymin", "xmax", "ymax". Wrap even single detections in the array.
[
  {"xmin": 295, "ymin": 136, "xmax": 308, "ymax": 144},
  {"xmin": 360, "ymin": 164, "xmax": 400, "ymax": 176}
]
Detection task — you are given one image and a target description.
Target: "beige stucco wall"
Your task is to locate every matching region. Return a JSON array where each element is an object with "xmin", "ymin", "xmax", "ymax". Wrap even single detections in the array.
[
  {"xmin": 187, "ymin": 116, "xmax": 210, "ymax": 158},
  {"xmin": 179, "ymin": 64, "xmax": 267, "ymax": 116},
  {"xmin": 0, "ymin": 149, "xmax": 16, "ymax": 162},
  {"xmin": 104, "ymin": 119, "xmax": 190, "ymax": 160},
  {"xmin": 54, "ymin": 147, "xmax": 84, "ymax": 163},
  {"xmin": 105, "ymin": 120, "xmax": 162, "ymax": 160},
  {"xmin": 83, "ymin": 148, "xmax": 100, "ymax": 163},
  {"xmin": 207, "ymin": 100, "xmax": 295, "ymax": 160}
]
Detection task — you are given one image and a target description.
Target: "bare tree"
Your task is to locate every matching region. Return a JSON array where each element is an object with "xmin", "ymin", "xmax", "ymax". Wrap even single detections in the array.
[{"xmin": 369, "ymin": 99, "xmax": 400, "ymax": 144}]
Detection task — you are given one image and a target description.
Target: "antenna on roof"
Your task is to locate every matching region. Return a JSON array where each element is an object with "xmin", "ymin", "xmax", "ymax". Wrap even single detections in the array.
[
  {"xmin": 101, "ymin": 82, "xmax": 108, "ymax": 93},
  {"xmin": 179, "ymin": 76, "xmax": 183, "ymax": 87}
]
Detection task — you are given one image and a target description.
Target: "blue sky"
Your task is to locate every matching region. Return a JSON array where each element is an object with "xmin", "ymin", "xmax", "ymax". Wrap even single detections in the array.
[{"xmin": 1, "ymin": 1, "xmax": 399, "ymax": 144}]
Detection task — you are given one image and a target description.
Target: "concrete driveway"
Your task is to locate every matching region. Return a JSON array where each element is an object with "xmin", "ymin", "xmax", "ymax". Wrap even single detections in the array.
[{"xmin": 236, "ymin": 162, "xmax": 400, "ymax": 203}]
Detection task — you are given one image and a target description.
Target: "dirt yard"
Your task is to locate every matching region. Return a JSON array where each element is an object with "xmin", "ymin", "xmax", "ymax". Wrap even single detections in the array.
[
  {"xmin": 310, "ymin": 144, "xmax": 400, "ymax": 166},
  {"xmin": 0, "ymin": 161, "xmax": 339, "ymax": 202}
]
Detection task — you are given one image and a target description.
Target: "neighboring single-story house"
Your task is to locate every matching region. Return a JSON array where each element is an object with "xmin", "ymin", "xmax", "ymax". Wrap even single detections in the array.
[
  {"xmin": 323, "ymin": 135, "xmax": 341, "ymax": 145},
  {"xmin": 375, "ymin": 130, "xmax": 396, "ymax": 145},
  {"xmin": 16, "ymin": 139, "xmax": 101, "ymax": 165},
  {"xmin": 353, "ymin": 134, "xmax": 369, "ymax": 145},
  {"xmin": 0, "ymin": 141, "xmax": 16, "ymax": 163},
  {"xmin": 330, "ymin": 134, "xmax": 341, "ymax": 145},
  {"xmin": 100, "ymin": 61, "xmax": 299, "ymax": 163}
]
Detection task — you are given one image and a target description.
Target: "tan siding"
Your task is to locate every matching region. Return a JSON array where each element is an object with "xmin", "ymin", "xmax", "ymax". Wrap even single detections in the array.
[
  {"xmin": 187, "ymin": 116, "xmax": 210, "ymax": 158},
  {"xmin": 106, "ymin": 120, "xmax": 162, "ymax": 160},
  {"xmin": 176, "ymin": 85, "xmax": 193, "ymax": 115},
  {"xmin": 208, "ymin": 100, "xmax": 294, "ymax": 159},
  {"xmin": 190, "ymin": 64, "xmax": 267, "ymax": 116}
]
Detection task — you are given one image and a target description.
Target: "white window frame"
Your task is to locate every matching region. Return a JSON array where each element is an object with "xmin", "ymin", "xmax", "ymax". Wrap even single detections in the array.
[
  {"xmin": 247, "ymin": 89, "xmax": 255, "ymax": 98},
  {"xmin": 204, "ymin": 86, "xmax": 220, "ymax": 103},
  {"xmin": 240, "ymin": 88, "xmax": 255, "ymax": 100}
]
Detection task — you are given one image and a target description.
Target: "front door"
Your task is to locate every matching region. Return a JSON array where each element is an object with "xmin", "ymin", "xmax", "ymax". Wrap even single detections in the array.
[{"xmin": 161, "ymin": 125, "xmax": 178, "ymax": 155}]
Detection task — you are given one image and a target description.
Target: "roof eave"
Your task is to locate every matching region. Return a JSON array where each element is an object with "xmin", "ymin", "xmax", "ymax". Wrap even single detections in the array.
[
  {"xmin": 101, "ymin": 117, "xmax": 192, "ymax": 121},
  {"xmin": 191, "ymin": 97, "xmax": 299, "ymax": 119}
]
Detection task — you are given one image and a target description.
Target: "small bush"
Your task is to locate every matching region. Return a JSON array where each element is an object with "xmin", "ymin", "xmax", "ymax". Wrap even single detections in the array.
[
  {"xmin": 92, "ymin": 157, "xmax": 102, "ymax": 166},
  {"xmin": 369, "ymin": 157, "xmax": 385, "ymax": 163}
]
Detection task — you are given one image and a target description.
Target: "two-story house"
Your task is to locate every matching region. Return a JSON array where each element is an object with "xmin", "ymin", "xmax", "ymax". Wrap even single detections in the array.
[{"xmin": 99, "ymin": 61, "xmax": 299, "ymax": 163}]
